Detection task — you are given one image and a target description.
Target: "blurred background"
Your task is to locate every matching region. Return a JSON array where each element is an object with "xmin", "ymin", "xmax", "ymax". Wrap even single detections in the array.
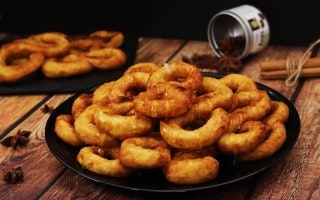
[{"xmin": 0, "ymin": 0, "xmax": 319, "ymax": 45}]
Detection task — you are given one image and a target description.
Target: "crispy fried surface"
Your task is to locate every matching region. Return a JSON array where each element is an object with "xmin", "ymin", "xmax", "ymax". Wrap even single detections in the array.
[{"xmin": 53, "ymin": 63, "xmax": 289, "ymax": 185}]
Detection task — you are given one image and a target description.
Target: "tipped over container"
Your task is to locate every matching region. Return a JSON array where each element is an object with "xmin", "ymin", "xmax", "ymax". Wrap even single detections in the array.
[{"xmin": 207, "ymin": 4, "xmax": 270, "ymax": 59}]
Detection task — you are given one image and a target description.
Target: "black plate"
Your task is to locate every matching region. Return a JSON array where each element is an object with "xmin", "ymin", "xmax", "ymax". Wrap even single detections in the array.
[
  {"xmin": 45, "ymin": 73, "xmax": 300, "ymax": 193},
  {"xmin": 0, "ymin": 33, "xmax": 138, "ymax": 94}
]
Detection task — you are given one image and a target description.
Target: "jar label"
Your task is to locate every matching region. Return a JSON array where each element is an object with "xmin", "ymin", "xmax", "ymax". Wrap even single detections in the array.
[{"xmin": 230, "ymin": 5, "xmax": 270, "ymax": 54}]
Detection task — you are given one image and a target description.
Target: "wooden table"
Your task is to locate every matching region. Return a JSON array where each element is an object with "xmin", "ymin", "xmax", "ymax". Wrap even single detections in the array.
[{"xmin": 0, "ymin": 37, "xmax": 319, "ymax": 199}]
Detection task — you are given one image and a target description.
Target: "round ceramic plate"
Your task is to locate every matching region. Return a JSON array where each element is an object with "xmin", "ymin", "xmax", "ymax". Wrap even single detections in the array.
[{"xmin": 45, "ymin": 72, "xmax": 300, "ymax": 193}]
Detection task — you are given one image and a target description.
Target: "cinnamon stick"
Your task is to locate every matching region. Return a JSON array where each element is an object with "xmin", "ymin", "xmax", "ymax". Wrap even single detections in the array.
[
  {"xmin": 259, "ymin": 57, "xmax": 320, "ymax": 79},
  {"xmin": 260, "ymin": 57, "xmax": 320, "ymax": 71},
  {"xmin": 260, "ymin": 66, "xmax": 320, "ymax": 79}
]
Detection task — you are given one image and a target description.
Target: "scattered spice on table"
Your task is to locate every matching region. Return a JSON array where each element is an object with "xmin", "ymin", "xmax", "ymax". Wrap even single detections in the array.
[
  {"xmin": 215, "ymin": 55, "xmax": 242, "ymax": 73},
  {"xmin": 0, "ymin": 130, "xmax": 31, "ymax": 149},
  {"xmin": 3, "ymin": 166, "xmax": 24, "ymax": 184},
  {"xmin": 40, "ymin": 104, "xmax": 54, "ymax": 113},
  {"xmin": 182, "ymin": 53, "xmax": 242, "ymax": 73}
]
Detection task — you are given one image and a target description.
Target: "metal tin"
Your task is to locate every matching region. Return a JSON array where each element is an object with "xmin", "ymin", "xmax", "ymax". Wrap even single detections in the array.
[{"xmin": 207, "ymin": 4, "xmax": 270, "ymax": 59}]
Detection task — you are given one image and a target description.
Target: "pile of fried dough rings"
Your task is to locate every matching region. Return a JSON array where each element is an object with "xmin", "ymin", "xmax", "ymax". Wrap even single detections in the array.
[
  {"xmin": 0, "ymin": 30, "xmax": 126, "ymax": 82},
  {"xmin": 54, "ymin": 61, "xmax": 289, "ymax": 185}
]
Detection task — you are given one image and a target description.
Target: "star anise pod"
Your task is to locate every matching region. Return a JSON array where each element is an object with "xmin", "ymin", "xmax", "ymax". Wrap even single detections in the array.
[
  {"xmin": 3, "ymin": 166, "xmax": 24, "ymax": 184},
  {"xmin": 215, "ymin": 55, "xmax": 242, "ymax": 74},
  {"xmin": 182, "ymin": 54, "xmax": 219, "ymax": 69},
  {"xmin": 182, "ymin": 53, "xmax": 242, "ymax": 74},
  {"xmin": 0, "ymin": 130, "xmax": 31, "ymax": 149},
  {"xmin": 40, "ymin": 104, "xmax": 54, "ymax": 113}
]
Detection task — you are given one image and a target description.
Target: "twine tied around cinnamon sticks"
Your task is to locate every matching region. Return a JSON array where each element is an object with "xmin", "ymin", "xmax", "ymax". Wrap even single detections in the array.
[{"xmin": 259, "ymin": 39, "xmax": 320, "ymax": 86}]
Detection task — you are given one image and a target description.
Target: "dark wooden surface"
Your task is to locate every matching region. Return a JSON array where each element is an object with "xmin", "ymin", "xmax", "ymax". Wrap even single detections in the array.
[{"xmin": 0, "ymin": 37, "xmax": 319, "ymax": 200}]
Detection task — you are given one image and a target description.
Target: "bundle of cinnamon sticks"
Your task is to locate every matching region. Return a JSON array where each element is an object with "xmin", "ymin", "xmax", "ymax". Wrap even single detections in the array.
[{"xmin": 259, "ymin": 57, "xmax": 320, "ymax": 79}]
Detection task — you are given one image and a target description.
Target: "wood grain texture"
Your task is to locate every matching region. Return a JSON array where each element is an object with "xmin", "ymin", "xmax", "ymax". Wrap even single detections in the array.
[
  {"xmin": 0, "ymin": 95, "xmax": 47, "ymax": 134},
  {"xmin": 0, "ymin": 38, "xmax": 319, "ymax": 199},
  {"xmin": 135, "ymin": 37, "xmax": 185, "ymax": 64},
  {"xmin": 250, "ymin": 78, "xmax": 320, "ymax": 200},
  {"xmin": 0, "ymin": 94, "xmax": 71, "ymax": 199}
]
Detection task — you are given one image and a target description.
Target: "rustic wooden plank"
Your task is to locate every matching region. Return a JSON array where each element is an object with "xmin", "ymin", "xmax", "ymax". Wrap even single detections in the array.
[
  {"xmin": 41, "ymin": 40, "xmax": 311, "ymax": 200},
  {"xmin": 243, "ymin": 46, "xmax": 306, "ymax": 99},
  {"xmin": 135, "ymin": 37, "xmax": 185, "ymax": 64},
  {"xmin": 42, "ymin": 169, "xmax": 255, "ymax": 200},
  {"xmin": 41, "ymin": 170, "xmax": 142, "ymax": 200},
  {"xmin": 0, "ymin": 94, "xmax": 71, "ymax": 199},
  {"xmin": 43, "ymin": 40, "xmax": 318, "ymax": 199},
  {"xmin": 242, "ymin": 47, "xmax": 320, "ymax": 199},
  {"xmin": 250, "ymin": 78, "xmax": 320, "ymax": 199},
  {"xmin": 233, "ymin": 46, "xmax": 317, "ymax": 199},
  {"xmin": 169, "ymin": 41, "xmax": 315, "ymax": 199},
  {"xmin": 170, "ymin": 40, "xmax": 214, "ymax": 60},
  {"xmin": 0, "ymin": 95, "xmax": 47, "ymax": 134},
  {"xmin": 239, "ymin": 47, "xmax": 320, "ymax": 199},
  {"xmin": 36, "ymin": 37, "xmax": 188, "ymax": 199},
  {"xmin": 167, "ymin": 39, "xmax": 256, "ymax": 199},
  {"xmin": 2, "ymin": 38, "xmax": 315, "ymax": 200},
  {"xmin": 170, "ymin": 41, "xmax": 304, "ymax": 99}
]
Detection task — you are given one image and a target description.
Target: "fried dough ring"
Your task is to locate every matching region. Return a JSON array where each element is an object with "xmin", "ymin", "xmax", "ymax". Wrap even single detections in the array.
[
  {"xmin": 92, "ymin": 63, "xmax": 156, "ymax": 109},
  {"xmin": 239, "ymin": 122, "xmax": 286, "ymax": 161},
  {"xmin": 119, "ymin": 136, "xmax": 171, "ymax": 169},
  {"xmin": 217, "ymin": 121, "xmax": 269, "ymax": 155},
  {"xmin": 85, "ymin": 48, "xmax": 126, "ymax": 70},
  {"xmin": 263, "ymin": 101, "xmax": 289, "ymax": 126},
  {"xmin": 94, "ymin": 106, "xmax": 154, "ymax": 140},
  {"xmin": 123, "ymin": 62, "xmax": 160, "ymax": 75},
  {"xmin": 42, "ymin": 53, "xmax": 94, "ymax": 78},
  {"xmin": 93, "ymin": 63, "xmax": 158, "ymax": 105},
  {"xmin": 69, "ymin": 36, "xmax": 105, "ymax": 53},
  {"xmin": 92, "ymin": 81, "xmax": 115, "ymax": 104},
  {"xmin": 107, "ymin": 73, "xmax": 149, "ymax": 104},
  {"xmin": 134, "ymin": 82, "xmax": 193, "ymax": 118},
  {"xmin": 227, "ymin": 90, "xmax": 271, "ymax": 133},
  {"xmin": 74, "ymin": 104, "xmax": 120, "ymax": 147},
  {"xmin": 95, "ymin": 72, "xmax": 150, "ymax": 114},
  {"xmin": 193, "ymin": 77, "xmax": 233, "ymax": 113},
  {"xmin": 220, "ymin": 73, "xmax": 257, "ymax": 92},
  {"xmin": 238, "ymin": 101, "xmax": 289, "ymax": 161},
  {"xmin": 89, "ymin": 30, "xmax": 124, "ymax": 48},
  {"xmin": 163, "ymin": 150, "xmax": 219, "ymax": 185},
  {"xmin": 77, "ymin": 146, "xmax": 134, "ymax": 177},
  {"xmin": 228, "ymin": 90, "xmax": 262, "ymax": 112},
  {"xmin": 54, "ymin": 114, "xmax": 84, "ymax": 147},
  {"xmin": 2, "ymin": 38, "xmax": 42, "ymax": 53},
  {"xmin": 148, "ymin": 62, "xmax": 202, "ymax": 91},
  {"xmin": 71, "ymin": 93, "xmax": 93, "ymax": 119},
  {"xmin": 0, "ymin": 42, "xmax": 45, "ymax": 82},
  {"xmin": 93, "ymin": 63, "xmax": 157, "ymax": 107},
  {"xmin": 28, "ymin": 32, "xmax": 70, "ymax": 58},
  {"xmin": 69, "ymin": 30, "xmax": 124, "ymax": 53},
  {"xmin": 132, "ymin": 61, "xmax": 202, "ymax": 118},
  {"xmin": 160, "ymin": 108, "xmax": 229, "ymax": 150}
]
